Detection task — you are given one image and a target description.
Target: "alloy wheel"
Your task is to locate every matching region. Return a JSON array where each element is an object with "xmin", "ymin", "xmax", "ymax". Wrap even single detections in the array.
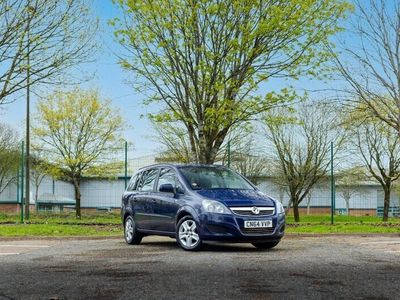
[
  {"xmin": 125, "ymin": 217, "xmax": 134, "ymax": 242},
  {"xmin": 178, "ymin": 219, "xmax": 200, "ymax": 249}
]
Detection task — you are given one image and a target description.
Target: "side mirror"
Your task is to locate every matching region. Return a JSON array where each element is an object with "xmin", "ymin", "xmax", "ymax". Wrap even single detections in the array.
[{"xmin": 159, "ymin": 183, "xmax": 175, "ymax": 193}]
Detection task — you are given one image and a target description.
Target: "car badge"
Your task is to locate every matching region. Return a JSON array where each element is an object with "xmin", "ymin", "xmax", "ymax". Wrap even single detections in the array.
[{"xmin": 251, "ymin": 206, "xmax": 260, "ymax": 215}]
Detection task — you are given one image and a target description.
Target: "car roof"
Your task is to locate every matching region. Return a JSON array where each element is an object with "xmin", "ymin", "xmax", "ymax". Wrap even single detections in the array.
[{"xmin": 136, "ymin": 163, "xmax": 228, "ymax": 172}]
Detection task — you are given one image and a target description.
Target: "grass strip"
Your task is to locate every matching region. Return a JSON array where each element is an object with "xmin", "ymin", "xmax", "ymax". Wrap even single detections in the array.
[
  {"xmin": 286, "ymin": 223, "xmax": 400, "ymax": 234},
  {"xmin": 0, "ymin": 224, "xmax": 122, "ymax": 237},
  {"xmin": 1, "ymin": 213, "xmax": 400, "ymax": 236},
  {"xmin": 0, "ymin": 212, "xmax": 121, "ymax": 225},
  {"xmin": 285, "ymin": 215, "xmax": 400, "ymax": 223}
]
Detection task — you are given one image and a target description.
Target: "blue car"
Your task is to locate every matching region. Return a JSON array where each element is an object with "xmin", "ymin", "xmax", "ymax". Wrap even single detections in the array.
[{"xmin": 121, "ymin": 164, "xmax": 285, "ymax": 251}]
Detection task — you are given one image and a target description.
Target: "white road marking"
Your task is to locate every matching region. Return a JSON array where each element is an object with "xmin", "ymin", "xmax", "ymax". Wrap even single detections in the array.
[
  {"xmin": 385, "ymin": 250, "xmax": 400, "ymax": 253},
  {"xmin": 0, "ymin": 253, "xmax": 20, "ymax": 256},
  {"xmin": 0, "ymin": 245, "xmax": 50, "ymax": 248},
  {"xmin": 360, "ymin": 241, "xmax": 400, "ymax": 245}
]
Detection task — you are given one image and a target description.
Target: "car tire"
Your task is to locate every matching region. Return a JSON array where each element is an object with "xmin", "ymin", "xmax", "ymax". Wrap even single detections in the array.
[
  {"xmin": 252, "ymin": 240, "xmax": 280, "ymax": 249},
  {"xmin": 124, "ymin": 215, "xmax": 143, "ymax": 245},
  {"xmin": 176, "ymin": 216, "xmax": 203, "ymax": 251}
]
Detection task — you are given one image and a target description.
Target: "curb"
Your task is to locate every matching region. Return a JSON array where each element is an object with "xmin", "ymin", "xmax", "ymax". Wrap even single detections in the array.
[
  {"xmin": 284, "ymin": 233, "xmax": 400, "ymax": 238},
  {"xmin": 1, "ymin": 233, "xmax": 399, "ymax": 241}
]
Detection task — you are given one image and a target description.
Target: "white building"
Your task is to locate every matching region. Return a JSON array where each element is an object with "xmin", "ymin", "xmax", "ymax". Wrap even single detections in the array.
[{"xmin": 1, "ymin": 156, "xmax": 399, "ymax": 216}]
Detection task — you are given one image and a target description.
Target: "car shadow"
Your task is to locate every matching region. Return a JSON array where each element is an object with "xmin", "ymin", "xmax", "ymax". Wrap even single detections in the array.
[
  {"xmin": 140, "ymin": 240, "xmax": 178, "ymax": 250},
  {"xmin": 139, "ymin": 240, "xmax": 282, "ymax": 252},
  {"xmin": 202, "ymin": 242, "xmax": 282, "ymax": 252}
]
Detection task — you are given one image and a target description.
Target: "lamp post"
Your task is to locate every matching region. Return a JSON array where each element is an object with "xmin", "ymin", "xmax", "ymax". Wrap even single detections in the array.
[
  {"xmin": 330, "ymin": 141, "xmax": 335, "ymax": 225},
  {"xmin": 124, "ymin": 140, "xmax": 128, "ymax": 189},
  {"xmin": 25, "ymin": 2, "xmax": 35, "ymax": 220}
]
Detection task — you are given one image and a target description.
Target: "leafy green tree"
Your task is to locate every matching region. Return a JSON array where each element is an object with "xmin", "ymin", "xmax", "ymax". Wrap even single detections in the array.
[
  {"xmin": 30, "ymin": 147, "xmax": 63, "ymax": 204},
  {"xmin": 112, "ymin": 0, "xmax": 351, "ymax": 164},
  {"xmin": 0, "ymin": 123, "xmax": 19, "ymax": 196},
  {"xmin": 33, "ymin": 89, "xmax": 124, "ymax": 218}
]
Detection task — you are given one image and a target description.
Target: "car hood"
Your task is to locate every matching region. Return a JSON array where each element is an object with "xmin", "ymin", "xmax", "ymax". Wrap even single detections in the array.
[{"xmin": 195, "ymin": 189, "xmax": 275, "ymax": 207}]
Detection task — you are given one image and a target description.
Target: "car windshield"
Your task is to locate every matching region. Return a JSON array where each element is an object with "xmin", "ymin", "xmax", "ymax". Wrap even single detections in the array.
[{"xmin": 179, "ymin": 166, "xmax": 254, "ymax": 190}]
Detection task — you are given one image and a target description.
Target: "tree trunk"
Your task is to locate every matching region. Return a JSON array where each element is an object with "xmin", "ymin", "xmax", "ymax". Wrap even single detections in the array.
[
  {"xmin": 291, "ymin": 195, "xmax": 300, "ymax": 222},
  {"xmin": 293, "ymin": 203, "xmax": 300, "ymax": 222},
  {"xmin": 382, "ymin": 184, "xmax": 391, "ymax": 222},
  {"xmin": 345, "ymin": 199, "xmax": 350, "ymax": 216},
  {"xmin": 198, "ymin": 121, "xmax": 207, "ymax": 163},
  {"xmin": 290, "ymin": 191, "xmax": 300, "ymax": 222},
  {"xmin": 187, "ymin": 123, "xmax": 198, "ymax": 163},
  {"xmin": 73, "ymin": 179, "xmax": 81, "ymax": 219}
]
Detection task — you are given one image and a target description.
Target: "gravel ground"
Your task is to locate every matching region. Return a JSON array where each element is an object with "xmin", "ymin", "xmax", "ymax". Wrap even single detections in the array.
[{"xmin": 0, "ymin": 235, "xmax": 399, "ymax": 300}]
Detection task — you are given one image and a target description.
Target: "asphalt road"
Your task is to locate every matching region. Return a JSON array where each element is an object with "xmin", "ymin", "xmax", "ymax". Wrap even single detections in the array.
[{"xmin": 0, "ymin": 235, "xmax": 399, "ymax": 300}]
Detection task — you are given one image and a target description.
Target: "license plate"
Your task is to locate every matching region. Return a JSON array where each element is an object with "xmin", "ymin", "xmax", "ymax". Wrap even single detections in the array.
[{"xmin": 244, "ymin": 220, "xmax": 273, "ymax": 228}]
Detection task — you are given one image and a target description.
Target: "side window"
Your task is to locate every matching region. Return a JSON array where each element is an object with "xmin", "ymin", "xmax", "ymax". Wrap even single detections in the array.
[
  {"xmin": 139, "ymin": 169, "xmax": 159, "ymax": 192},
  {"xmin": 127, "ymin": 173, "xmax": 139, "ymax": 191},
  {"xmin": 136, "ymin": 172, "xmax": 145, "ymax": 191},
  {"xmin": 157, "ymin": 168, "xmax": 184, "ymax": 193}
]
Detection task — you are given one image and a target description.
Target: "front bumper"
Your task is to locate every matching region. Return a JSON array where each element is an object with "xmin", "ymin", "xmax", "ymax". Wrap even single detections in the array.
[{"xmin": 197, "ymin": 212, "xmax": 285, "ymax": 243}]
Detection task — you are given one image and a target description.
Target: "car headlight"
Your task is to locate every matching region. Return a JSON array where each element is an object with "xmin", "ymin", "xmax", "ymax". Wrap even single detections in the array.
[
  {"xmin": 276, "ymin": 201, "xmax": 285, "ymax": 215},
  {"xmin": 202, "ymin": 200, "xmax": 230, "ymax": 214}
]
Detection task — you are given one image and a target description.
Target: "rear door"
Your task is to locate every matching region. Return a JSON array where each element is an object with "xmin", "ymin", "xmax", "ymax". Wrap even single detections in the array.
[
  {"xmin": 124, "ymin": 171, "xmax": 147, "ymax": 229},
  {"xmin": 135, "ymin": 168, "xmax": 159, "ymax": 230}
]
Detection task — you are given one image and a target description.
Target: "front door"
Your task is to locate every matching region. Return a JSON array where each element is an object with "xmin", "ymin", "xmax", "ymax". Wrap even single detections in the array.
[{"xmin": 152, "ymin": 168, "xmax": 181, "ymax": 233}]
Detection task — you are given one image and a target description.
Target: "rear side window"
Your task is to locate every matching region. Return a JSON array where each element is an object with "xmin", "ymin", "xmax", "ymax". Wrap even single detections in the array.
[
  {"xmin": 138, "ymin": 168, "xmax": 159, "ymax": 192},
  {"xmin": 127, "ymin": 173, "xmax": 139, "ymax": 191}
]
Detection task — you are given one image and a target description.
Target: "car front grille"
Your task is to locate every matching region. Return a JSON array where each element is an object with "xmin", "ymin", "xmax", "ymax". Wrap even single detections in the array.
[
  {"xmin": 230, "ymin": 207, "xmax": 275, "ymax": 216},
  {"xmin": 241, "ymin": 227, "xmax": 275, "ymax": 235}
]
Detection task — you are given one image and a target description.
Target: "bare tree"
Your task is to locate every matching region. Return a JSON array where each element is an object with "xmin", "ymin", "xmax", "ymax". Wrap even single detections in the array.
[
  {"xmin": 153, "ymin": 122, "xmax": 194, "ymax": 163},
  {"xmin": 265, "ymin": 102, "xmax": 344, "ymax": 222},
  {"xmin": 335, "ymin": 167, "xmax": 366, "ymax": 215},
  {"xmin": 230, "ymin": 136, "xmax": 268, "ymax": 185},
  {"xmin": 0, "ymin": 123, "xmax": 19, "ymax": 195},
  {"xmin": 153, "ymin": 121, "xmax": 252, "ymax": 164},
  {"xmin": 275, "ymin": 185, "xmax": 290, "ymax": 214},
  {"xmin": 306, "ymin": 189, "xmax": 313, "ymax": 215},
  {"xmin": 348, "ymin": 119, "xmax": 400, "ymax": 221},
  {"xmin": 0, "ymin": 0, "xmax": 97, "ymax": 104},
  {"xmin": 334, "ymin": 0, "xmax": 400, "ymax": 132}
]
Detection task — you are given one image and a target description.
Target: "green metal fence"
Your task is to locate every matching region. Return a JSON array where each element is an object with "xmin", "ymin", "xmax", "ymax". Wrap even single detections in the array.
[{"xmin": 1, "ymin": 141, "xmax": 400, "ymax": 223}]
